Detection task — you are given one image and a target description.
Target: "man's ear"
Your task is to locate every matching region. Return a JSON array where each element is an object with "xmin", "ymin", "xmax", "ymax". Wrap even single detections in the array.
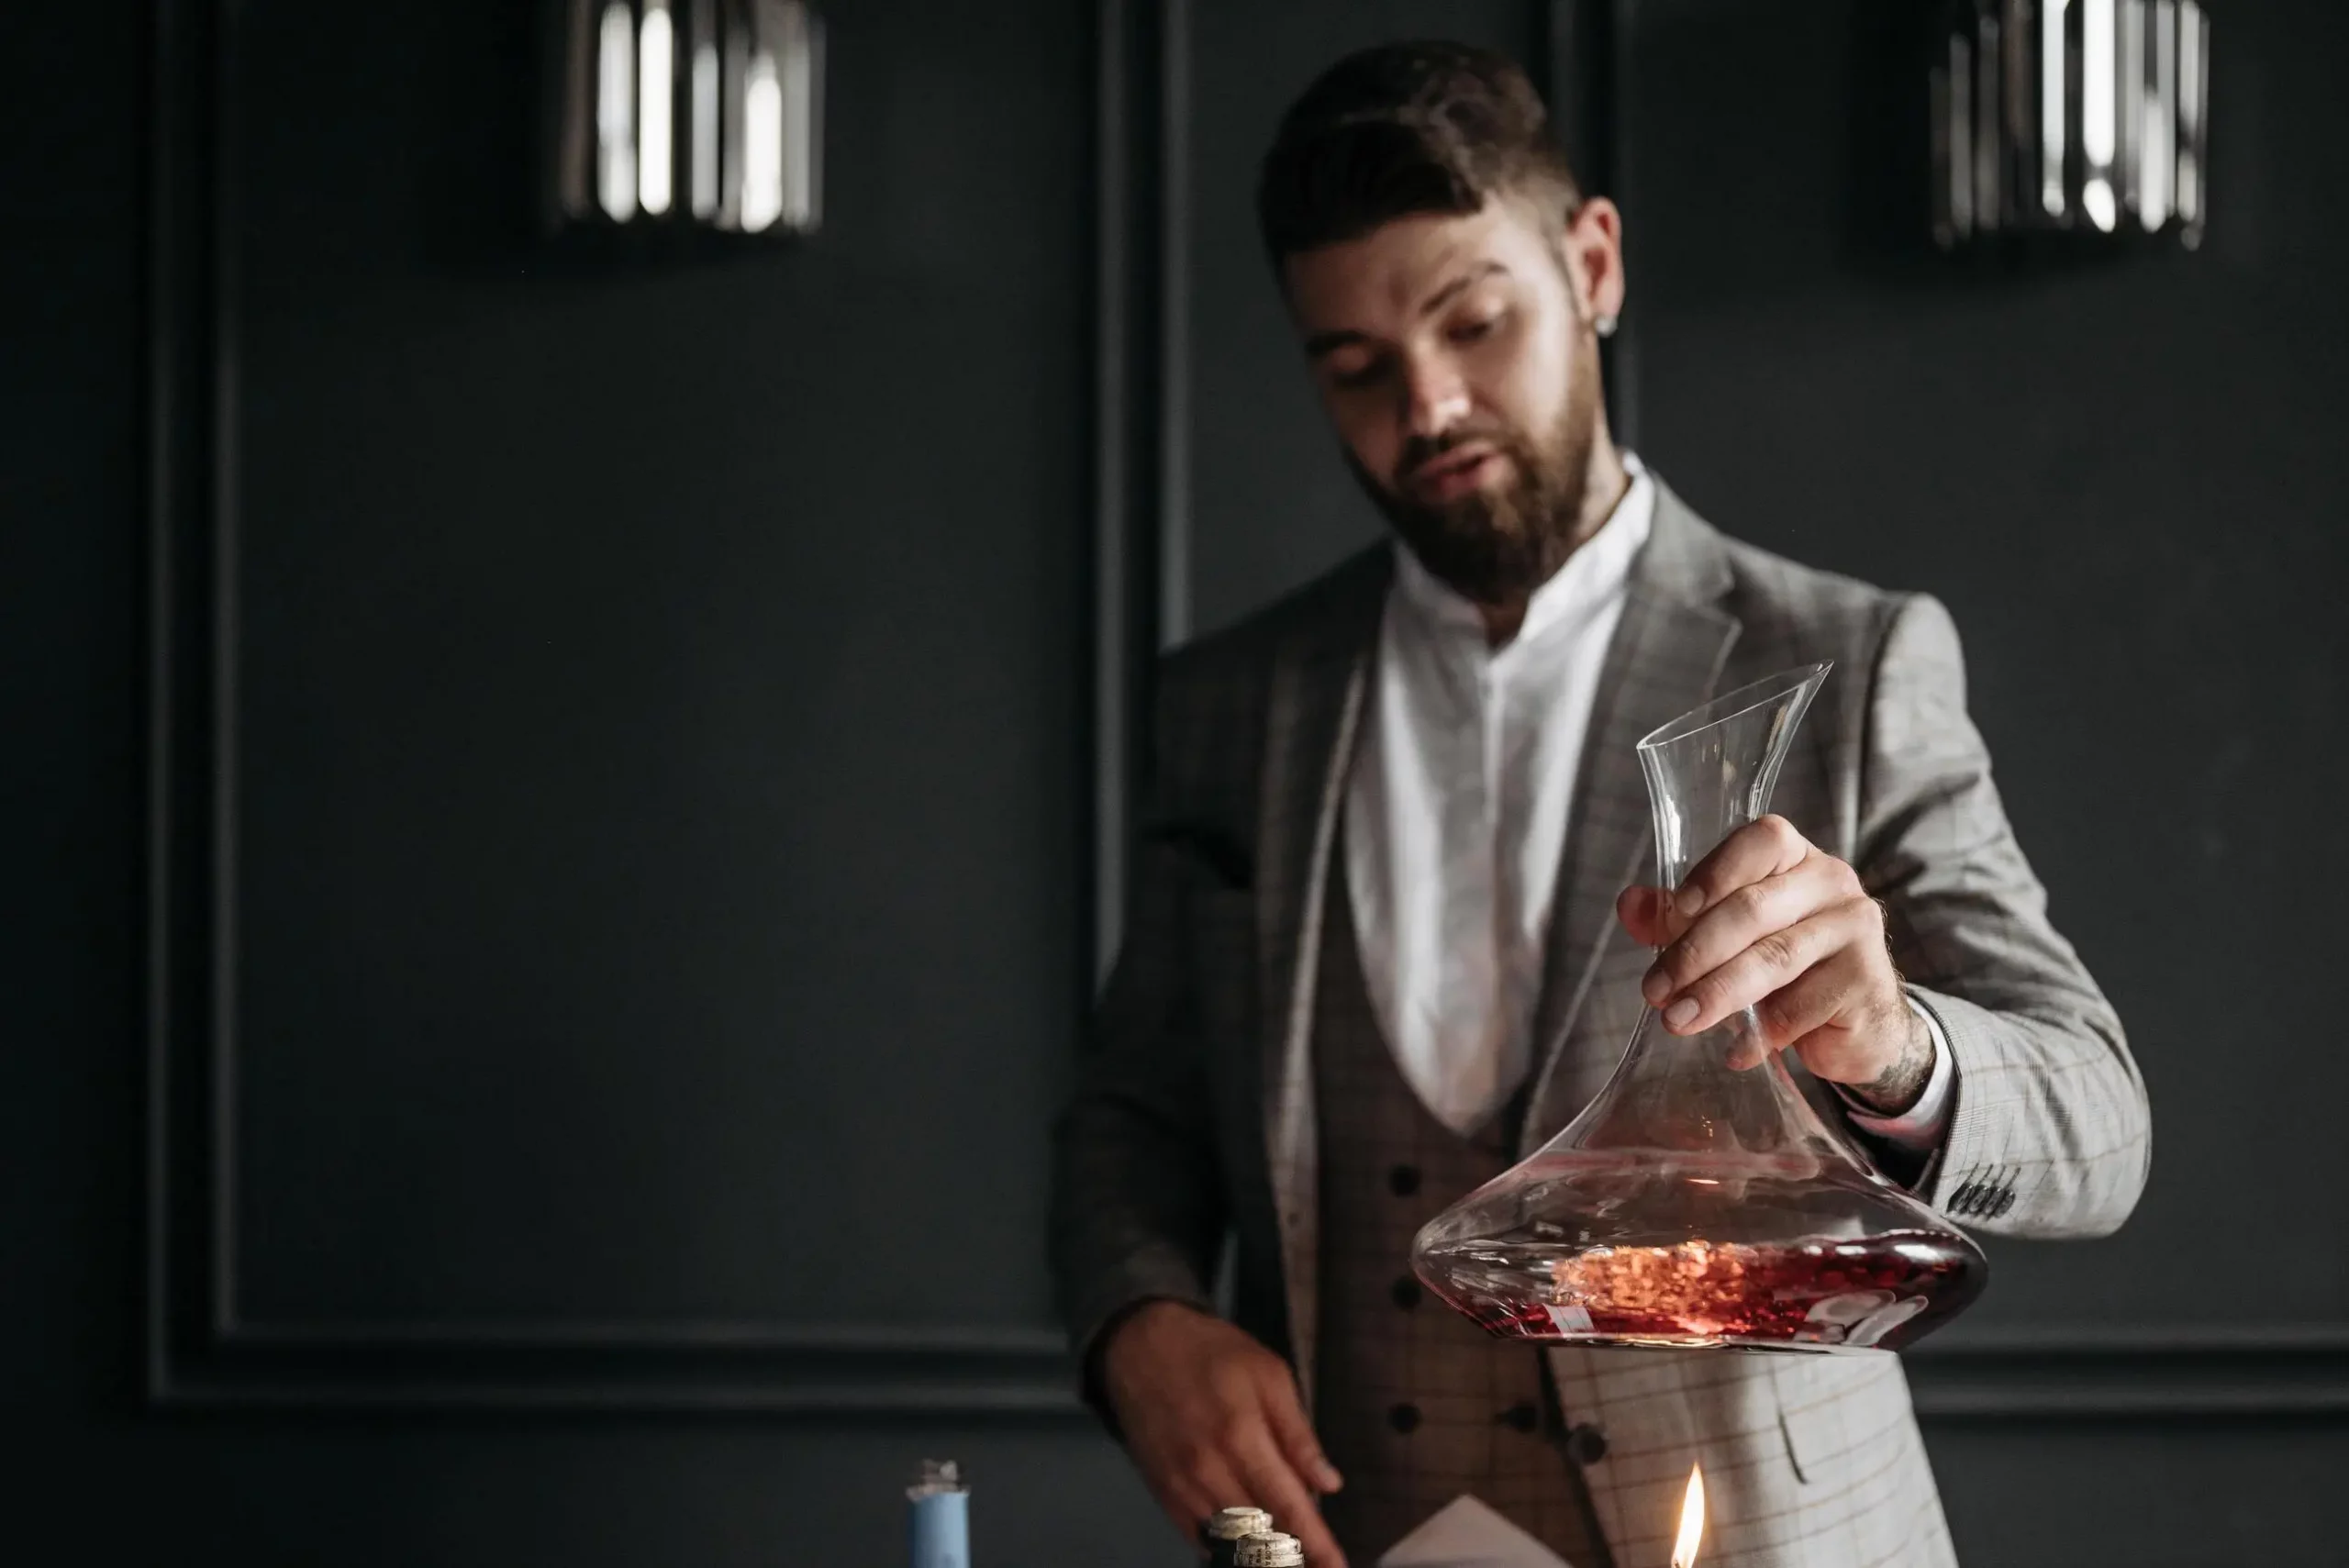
[{"xmin": 1561, "ymin": 196, "xmax": 1626, "ymax": 324}]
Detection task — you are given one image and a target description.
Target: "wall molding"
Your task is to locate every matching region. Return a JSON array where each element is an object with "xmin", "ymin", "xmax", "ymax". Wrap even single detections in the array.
[
  {"xmin": 1091, "ymin": 0, "xmax": 1185, "ymax": 983},
  {"xmin": 141, "ymin": 0, "xmax": 1171, "ymax": 1415},
  {"xmin": 1907, "ymin": 1327, "xmax": 2349, "ymax": 1419},
  {"xmin": 136, "ymin": 1327, "xmax": 2349, "ymax": 1418}
]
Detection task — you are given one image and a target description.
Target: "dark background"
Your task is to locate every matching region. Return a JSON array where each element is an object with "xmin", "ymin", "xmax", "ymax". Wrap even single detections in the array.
[{"xmin": 7, "ymin": 0, "xmax": 2344, "ymax": 1562}]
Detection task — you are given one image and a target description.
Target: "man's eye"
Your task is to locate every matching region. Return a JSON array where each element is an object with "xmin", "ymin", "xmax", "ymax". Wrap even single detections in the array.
[
  {"xmin": 1330, "ymin": 358, "xmax": 1387, "ymax": 390},
  {"xmin": 1452, "ymin": 311, "xmax": 1505, "ymax": 343}
]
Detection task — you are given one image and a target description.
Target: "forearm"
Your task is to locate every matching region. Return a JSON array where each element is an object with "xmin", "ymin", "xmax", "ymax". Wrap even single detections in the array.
[
  {"xmin": 1051, "ymin": 647, "xmax": 1264, "ymax": 1414},
  {"xmin": 1049, "ymin": 1076, "xmax": 1233, "ymax": 1443},
  {"xmin": 1821, "ymin": 994, "xmax": 1954, "ymax": 1188},
  {"xmin": 1839, "ymin": 995, "xmax": 1939, "ymax": 1118},
  {"xmin": 1050, "ymin": 1096, "xmax": 1225, "ymax": 1360},
  {"xmin": 1909, "ymin": 984, "xmax": 2148, "ymax": 1238},
  {"xmin": 1856, "ymin": 592, "xmax": 2152, "ymax": 1239}
]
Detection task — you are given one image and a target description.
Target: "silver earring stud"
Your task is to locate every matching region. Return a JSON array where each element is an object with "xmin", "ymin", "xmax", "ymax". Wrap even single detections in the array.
[{"xmin": 1595, "ymin": 313, "xmax": 1619, "ymax": 339}]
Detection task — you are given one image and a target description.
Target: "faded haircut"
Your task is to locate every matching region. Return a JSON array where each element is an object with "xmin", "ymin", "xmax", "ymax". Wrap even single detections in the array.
[{"xmin": 1255, "ymin": 40, "xmax": 1584, "ymax": 271}]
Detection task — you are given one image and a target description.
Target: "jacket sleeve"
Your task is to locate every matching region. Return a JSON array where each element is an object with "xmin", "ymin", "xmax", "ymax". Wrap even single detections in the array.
[
  {"xmin": 1047, "ymin": 663, "xmax": 1229, "ymax": 1394},
  {"xmin": 1855, "ymin": 593, "xmax": 2152, "ymax": 1238}
]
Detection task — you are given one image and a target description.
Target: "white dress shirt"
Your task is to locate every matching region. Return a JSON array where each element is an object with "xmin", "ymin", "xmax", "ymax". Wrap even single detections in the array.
[{"xmin": 1343, "ymin": 455, "xmax": 1953, "ymax": 1148}]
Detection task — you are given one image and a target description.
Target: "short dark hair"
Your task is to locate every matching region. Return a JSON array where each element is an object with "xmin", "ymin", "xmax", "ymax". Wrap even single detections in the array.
[{"xmin": 1255, "ymin": 40, "xmax": 1583, "ymax": 270}]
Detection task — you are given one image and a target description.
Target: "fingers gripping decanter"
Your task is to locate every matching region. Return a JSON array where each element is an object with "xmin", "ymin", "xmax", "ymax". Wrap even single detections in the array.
[{"xmin": 1411, "ymin": 664, "xmax": 1987, "ymax": 1353}]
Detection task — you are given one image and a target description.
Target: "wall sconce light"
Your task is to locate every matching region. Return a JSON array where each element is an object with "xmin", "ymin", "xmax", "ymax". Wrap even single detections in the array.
[
  {"xmin": 551, "ymin": 0, "xmax": 822, "ymax": 235},
  {"xmin": 1932, "ymin": 0, "xmax": 2208, "ymax": 250}
]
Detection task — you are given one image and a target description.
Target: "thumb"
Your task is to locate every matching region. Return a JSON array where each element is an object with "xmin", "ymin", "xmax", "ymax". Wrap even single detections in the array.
[{"xmin": 1260, "ymin": 1372, "xmax": 1342, "ymax": 1494}]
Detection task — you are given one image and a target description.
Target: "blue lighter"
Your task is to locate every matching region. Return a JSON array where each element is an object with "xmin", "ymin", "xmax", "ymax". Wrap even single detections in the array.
[{"xmin": 907, "ymin": 1459, "xmax": 970, "ymax": 1568}]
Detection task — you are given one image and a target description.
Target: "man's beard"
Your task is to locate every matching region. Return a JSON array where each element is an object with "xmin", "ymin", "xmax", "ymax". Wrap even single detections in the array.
[{"xmin": 1353, "ymin": 376, "xmax": 1601, "ymax": 607}]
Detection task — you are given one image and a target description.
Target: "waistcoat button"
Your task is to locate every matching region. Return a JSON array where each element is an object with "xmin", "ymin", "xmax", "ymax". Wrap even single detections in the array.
[
  {"xmin": 1564, "ymin": 1422, "xmax": 1609, "ymax": 1464},
  {"xmin": 1390, "ymin": 1276, "xmax": 1422, "ymax": 1310},
  {"xmin": 1387, "ymin": 1403, "xmax": 1422, "ymax": 1434},
  {"xmin": 1387, "ymin": 1164, "xmax": 1421, "ymax": 1195},
  {"xmin": 1499, "ymin": 1401, "xmax": 1542, "ymax": 1433}
]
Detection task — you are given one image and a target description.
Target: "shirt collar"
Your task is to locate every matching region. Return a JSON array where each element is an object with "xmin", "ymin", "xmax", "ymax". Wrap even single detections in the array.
[{"xmin": 1389, "ymin": 451, "xmax": 1656, "ymax": 651}]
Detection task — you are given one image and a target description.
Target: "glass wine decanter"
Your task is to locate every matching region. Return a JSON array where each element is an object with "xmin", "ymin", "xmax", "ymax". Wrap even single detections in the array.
[{"xmin": 1412, "ymin": 663, "xmax": 1987, "ymax": 1353}]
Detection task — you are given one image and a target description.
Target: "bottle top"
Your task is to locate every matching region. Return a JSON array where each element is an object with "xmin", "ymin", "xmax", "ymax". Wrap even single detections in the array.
[
  {"xmin": 1206, "ymin": 1507, "xmax": 1275, "ymax": 1542},
  {"xmin": 1234, "ymin": 1532, "xmax": 1305, "ymax": 1567},
  {"xmin": 906, "ymin": 1459, "xmax": 966, "ymax": 1500}
]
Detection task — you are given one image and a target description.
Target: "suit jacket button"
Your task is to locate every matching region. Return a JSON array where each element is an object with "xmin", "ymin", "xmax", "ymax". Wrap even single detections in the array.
[
  {"xmin": 1388, "ymin": 1164, "xmax": 1421, "ymax": 1195},
  {"xmin": 1390, "ymin": 1276, "xmax": 1422, "ymax": 1310},
  {"xmin": 1499, "ymin": 1401, "xmax": 1542, "ymax": 1433},
  {"xmin": 1388, "ymin": 1403, "xmax": 1421, "ymax": 1434},
  {"xmin": 1564, "ymin": 1422, "xmax": 1609, "ymax": 1464}
]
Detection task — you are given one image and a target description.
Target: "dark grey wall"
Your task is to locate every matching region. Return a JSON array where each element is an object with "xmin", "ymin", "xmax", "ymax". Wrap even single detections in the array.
[
  {"xmin": 222, "ymin": 3, "xmax": 1088, "ymax": 1340},
  {"xmin": 8, "ymin": 0, "xmax": 2345, "ymax": 1563},
  {"xmin": 12, "ymin": 0, "xmax": 1177, "ymax": 1562}
]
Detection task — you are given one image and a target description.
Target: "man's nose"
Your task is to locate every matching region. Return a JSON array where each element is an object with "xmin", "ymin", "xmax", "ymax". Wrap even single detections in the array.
[{"xmin": 1401, "ymin": 360, "xmax": 1471, "ymax": 440}]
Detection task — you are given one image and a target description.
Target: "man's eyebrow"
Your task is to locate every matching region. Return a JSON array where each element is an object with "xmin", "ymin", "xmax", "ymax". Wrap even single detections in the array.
[
  {"xmin": 1420, "ymin": 260, "xmax": 1508, "ymax": 317},
  {"xmin": 1301, "ymin": 261, "xmax": 1510, "ymax": 360}
]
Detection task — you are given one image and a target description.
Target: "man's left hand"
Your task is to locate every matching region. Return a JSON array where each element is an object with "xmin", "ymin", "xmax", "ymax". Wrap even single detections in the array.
[{"xmin": 1614, "ymin": 814, "xmax": 1934, "ymax": 1115}]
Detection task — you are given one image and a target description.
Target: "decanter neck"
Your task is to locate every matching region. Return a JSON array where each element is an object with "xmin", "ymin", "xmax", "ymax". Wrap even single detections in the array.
[{"xmin": 1635, "ymin": 662, "xmax": 1832, "ymax": 890}]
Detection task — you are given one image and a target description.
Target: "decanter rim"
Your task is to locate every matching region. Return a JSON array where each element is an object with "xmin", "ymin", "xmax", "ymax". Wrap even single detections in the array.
[{"xmin": 1636, "ymin": 660, "xmax": 1833, "ymax": 751}]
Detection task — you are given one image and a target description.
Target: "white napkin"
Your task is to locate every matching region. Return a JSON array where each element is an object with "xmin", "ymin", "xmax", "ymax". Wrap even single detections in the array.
[{"xmin": 1375, "ymin": 1495, "xmax": 1576, "ymax": 1568}]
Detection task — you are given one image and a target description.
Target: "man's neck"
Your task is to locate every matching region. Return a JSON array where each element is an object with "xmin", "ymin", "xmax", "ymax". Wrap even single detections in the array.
[{"xmin": 1476, "ymin": 439, "xmax": 1632, "ymax": 647}]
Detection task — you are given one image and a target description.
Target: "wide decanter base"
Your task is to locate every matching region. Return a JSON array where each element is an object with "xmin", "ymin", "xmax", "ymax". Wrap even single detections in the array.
[
  {"xmin": 1418, "ymin": 1226, "xmax": 1985, "ymax": 1354},
  {"xmin": 1413, "ymin": 1147, "xmax": 1988, "ymax": 1355}
]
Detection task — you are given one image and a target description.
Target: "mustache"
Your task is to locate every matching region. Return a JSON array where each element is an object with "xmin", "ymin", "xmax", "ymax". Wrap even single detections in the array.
[{"xmin": 1396, "ymin": 422, "xmax": 1523, "ymax": 487}]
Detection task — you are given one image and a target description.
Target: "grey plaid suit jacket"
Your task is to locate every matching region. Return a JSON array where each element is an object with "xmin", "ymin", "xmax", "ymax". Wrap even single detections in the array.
[{"xmin": 1051, "ymin": 481, "xmax": 2151, "ymax": 1566}]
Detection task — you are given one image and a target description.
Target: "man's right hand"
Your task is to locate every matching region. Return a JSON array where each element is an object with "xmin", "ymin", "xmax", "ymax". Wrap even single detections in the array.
[{"xmin": 1098, "ymin": 1299, "xmax": 1348, "ymax": 1567}]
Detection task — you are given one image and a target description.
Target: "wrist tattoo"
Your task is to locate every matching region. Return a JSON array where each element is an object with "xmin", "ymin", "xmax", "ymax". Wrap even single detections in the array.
[{"xmin": 1850, "ymin": 1009, "xmax": 1933, "ymax": 1115}]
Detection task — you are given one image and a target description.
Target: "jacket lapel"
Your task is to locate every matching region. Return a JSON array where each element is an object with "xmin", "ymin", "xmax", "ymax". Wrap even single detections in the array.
[
  {"xmin": 1521, "ymin": 484, "xmax": 1742, "ymax": 1152},
  {"xmin": 1254, "ymin": 548, "xmax": 1387, "ymax": 1409}
]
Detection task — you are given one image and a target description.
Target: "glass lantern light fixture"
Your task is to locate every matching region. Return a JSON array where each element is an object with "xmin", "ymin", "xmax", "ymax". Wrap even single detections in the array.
[
  {"xmin": 550, "ymin": 0, "xmax": 822, "ymax": 236},
  {"xmin": 1932, "ymin": 0, "xmax": 2209, "ymax": 250}
]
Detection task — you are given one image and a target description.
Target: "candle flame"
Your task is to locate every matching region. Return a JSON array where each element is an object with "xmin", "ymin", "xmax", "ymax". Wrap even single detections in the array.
[{"xmin": 1669, "ymin": 1463, "xmax": 1705, "ymax": 1568}]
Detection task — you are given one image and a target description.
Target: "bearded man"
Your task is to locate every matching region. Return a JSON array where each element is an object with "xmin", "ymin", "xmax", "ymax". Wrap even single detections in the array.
[{"xmin": 1050, "ymin": 39, "xmax": 2148, "ymax": 1568}]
